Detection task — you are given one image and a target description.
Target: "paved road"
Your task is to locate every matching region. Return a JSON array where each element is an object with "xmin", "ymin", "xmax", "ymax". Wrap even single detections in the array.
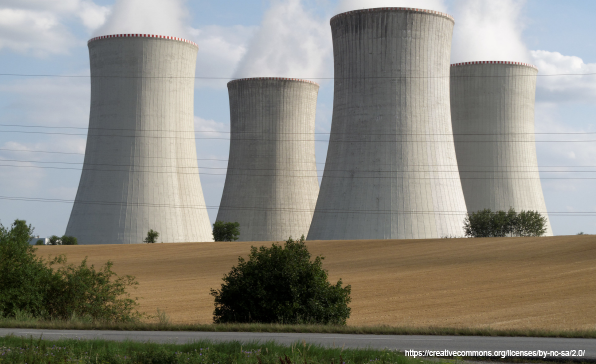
[{"xmin": 1, "ymin": 329, "xmax": 594, "ymax": 361}]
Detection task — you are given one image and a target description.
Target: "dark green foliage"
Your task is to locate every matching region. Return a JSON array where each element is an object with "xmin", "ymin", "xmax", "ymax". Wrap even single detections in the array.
[
  {"xmin": 61, "ymin": 235, "xmax": 78, "ymax": 245},
  {"xmin": 577, "ymin": 232, "xmax": 585, "ymax": 235},
  {"xmin": 513, "ymin": 210, "xmax": 548, "ymax": 237},
  {"xmin": 212, "ymin": 221, "xmax": 240, "ymax": 242},
  {"xmin": 0, "ymin": 220, "xmax": 53, "ymax": 318},
  {"xmin": 464, "ymin": 208, "xmax": 548, "ymax": 238},
  {"xmin": 35, "ymin": 239, "xmax": 44, "ymax": 245},
  {"xmin": 0, "ymin": 219, "xmax": 140, "ymax": 322},
  {"xmin": 210, "ymin": 236, "xmax": 351, "ymax": 324},
  {"xmin": 144, "ymin": 229, "xmax": 159, "ymax": 244},
  {"xmin": 49, "ymin": 235, "xmax": 61, "ymax": 245}
]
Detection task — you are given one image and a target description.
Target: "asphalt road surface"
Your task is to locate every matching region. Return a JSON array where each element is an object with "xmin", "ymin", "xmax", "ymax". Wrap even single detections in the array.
[{"xmin": 1, "ymin": 329, "xmax": 594, "ymax": 361}]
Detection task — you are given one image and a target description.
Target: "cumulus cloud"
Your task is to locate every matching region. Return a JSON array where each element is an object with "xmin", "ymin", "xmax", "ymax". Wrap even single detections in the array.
[
  {"xmin": 531, "ymin": 50, "xmax": 596, "ymax": 104},
  {"xmin": 95, "ymin": 0, "xmax": 188, "ymax": 37},
  {"xmin": 0, "ymin": 0, "xmax": 109, "ymax": 56},
  {"xmin": 336, "ymin": 0, "xmax": 447, "ymax": 13},
  {"xmin": 233, "ymin": 0, "xmax": 332, "ymax": 81},
  {"xmin": 451, "ymin": 0, "xmax": 530, "ymax": 63}
]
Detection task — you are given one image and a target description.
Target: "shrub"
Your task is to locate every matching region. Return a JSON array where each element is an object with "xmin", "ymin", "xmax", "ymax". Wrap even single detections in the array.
[
  {"xmin": 60, "ymin": 235, "xmax": 78, "ymax": 245},
  {"xmin": 35, "ymin": 239, "xmax": 44, "ymax": 245},
  {"xmin": 212, "ymin": 221, "xmax": 240, "ymax": 242},
  {"xmin": 464, "ymin": 208, "xmax": 548, "ymax": 238},
  {"xmin": 49, "ymin": 235, "xmax": 61, "ymax": 245},
  {"xmin": 210, "ymin": 235, "xmax": 351, "ymax": 324},
  {"xmin": 0, "ymin": 219, "xmax": 140, "ymax": 322},
  {"xmin": 144, "ymin": 229, "xmax": 159, "ymax": 244}
]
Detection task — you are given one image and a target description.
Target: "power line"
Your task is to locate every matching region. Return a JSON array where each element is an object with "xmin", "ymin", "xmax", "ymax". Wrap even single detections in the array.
[
  {"xmin": 0, "ymin": 72, "xmax": 595, "ymax": 79},
  {"xmin": 0, "ymin": 194, "xmax": 593, "ymax": 216},
  {"xmin": 1, "ymin": 129, "xmax": 595, "ymax": 142},
  {"xmin": 2, "ymin": 158, "xmax": 596, "ymax": 174},
  {"xmin": 0, "ymin": 123, "xmax": 594, "ymax": 136}
]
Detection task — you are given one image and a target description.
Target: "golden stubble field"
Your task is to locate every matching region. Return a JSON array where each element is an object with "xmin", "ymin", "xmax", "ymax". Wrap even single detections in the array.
[{"xmin": 36, "ymin": 235, "xmax": 596, "ymax": 330}]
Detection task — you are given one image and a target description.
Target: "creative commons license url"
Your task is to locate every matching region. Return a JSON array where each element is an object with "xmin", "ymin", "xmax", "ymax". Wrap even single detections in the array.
[{"xmin": 405, "ymin": 349, "xmax": 586, "ymax": 359}]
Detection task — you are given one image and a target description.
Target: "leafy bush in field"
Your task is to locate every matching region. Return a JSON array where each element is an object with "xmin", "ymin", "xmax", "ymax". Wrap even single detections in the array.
[
  {"xmin": 210, "ymin": 235, "xmax": 351, "ymax": 324},
  {"xmin": 144, "ymin": 229, "xmax": 159, "ymax": 244},
  {"xmin": 0, "ymin": 219, "xmax": 140, "ymax": 322},
  {"xmin": 464, "ymin": 208, "xmax": 548, "ymax": 238},
  {"xmin": 35, "ymin": 239, "xmax": 44, "ymax": 245},
  {"xmin": 60, "ymin": 235, "xmax": 78, "ymax": 245},
  {"xmin": 49, "ymin": 235, "xmax": 61, "ymax": 245},
  {"xmin": 212, "ymin": 221, "xmax": 240, "ymax": 242}
]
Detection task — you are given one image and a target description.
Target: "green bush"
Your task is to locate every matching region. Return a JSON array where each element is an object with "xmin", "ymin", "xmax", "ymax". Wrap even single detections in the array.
[
  {"xmin": 210, "ymin": 235, "xmax": 351, "ymax": 324},
  {"xmin": 49, "ymin": 235, "xmax": 61, "ymax": 245},
  {"xmin": 464, "ymin": 208, "xmax": 548, "ymax": 238},
  {"xmin": 0, "ymin": 219, "xmax": 140, "ymax": 322},
  {"xmin": 212, "ymin": 221, "xmax": 240, "ymax": 242},
  {"xmin": 35, "ymin": 239, "xmax": 44, "ymax": 245},
  {"xmin": 144, "ymin": 229, "xmax": 159, "ymax": 244},
  {"xmin": 60, "ymin": 235, "xmax": 78, "ymax": 245}
]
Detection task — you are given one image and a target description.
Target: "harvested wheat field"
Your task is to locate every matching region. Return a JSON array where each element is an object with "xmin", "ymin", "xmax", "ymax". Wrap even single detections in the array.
[{"xmin": 36, "ymin": 235, "xmax": 596, "ymax": 330}]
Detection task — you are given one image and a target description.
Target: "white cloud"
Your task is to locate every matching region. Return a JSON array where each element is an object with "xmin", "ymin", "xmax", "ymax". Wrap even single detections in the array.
[
  {"xmin": 451, "ymin": 0, "xmax": 530, "ymax": 63},
  {"xmin": 531, "ymin": 50, "xmax": 596, "ymax": 104},
  {"xmin": 233, "ymin": 0, "xmax": 332, "ymax": 81},
  {"xmin": 0, "ymin": 0, "xmax": 109, "ymax": 56},
  {"xmin": 0, "ymin": 76, "xmax": 90, "ymax": 127},
  {"xmin": 336, "ymin": 0, "xmax": 447, "ymax": 13},
  {"xmin": 188, "ymin": 25, "xmax": 255, "ymax": 89},
  {"xmin": 94, "ymin": 0, "xmax": 187, "ymax": 37}
]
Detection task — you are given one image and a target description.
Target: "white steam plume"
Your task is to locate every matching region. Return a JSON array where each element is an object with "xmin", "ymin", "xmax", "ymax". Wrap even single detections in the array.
[
  {"xmin": 451, "ymin": 0, "xmax": 530, "ymax": 63},
  {"xmin": 94, "ymin": 0, "xmax": 188, "ymax": 37},
  {"xmin": 336, "ymin": 0, "xmax": 447, "ymax": 13},
  {"xmin": 232, "ymin": 0, "xmax": 331, "ymax": 80}
]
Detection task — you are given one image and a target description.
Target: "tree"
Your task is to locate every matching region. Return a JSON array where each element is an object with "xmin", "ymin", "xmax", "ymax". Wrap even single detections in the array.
[
  {"xmin": 464, "ymin": 208, "xmax": 548, "ymax": 238},
  {"xmin": 48, "ymin": 235, "xmax": 61, "ymax": 245},
  {"xmin": 463, "ymin": 209, "xmax": 494, "ymax": 237},
  {"xmin": 514, "ymin": 210, "xmax": 548, "ymax": 237},
  {"xmin": 212, "ymin": 221, "xmax": 240, "ymax": 242},
  {"xmin": 60, "ymin": 235, "xmax": 78, "ymax": 245},
  {"xmin": 210, "ymin": 235, "xmax": 352, "ymax": 324},
  {"xmin": 144, "ymin": 229, "xmax": 159, "ymax": 244},
  {"xmin": 35, "ymin": 239, "xmax": 44, "ymax": 245}
]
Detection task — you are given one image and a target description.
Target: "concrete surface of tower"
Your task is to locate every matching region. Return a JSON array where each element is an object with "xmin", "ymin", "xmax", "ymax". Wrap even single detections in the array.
[
  {"xmin": 66, "ymin": 34, "xmax": 213, "ymax": 244},
  {"xmin": 450, "ymin": 61, "xmax": 553, "ymax": 235},
  {"xmin": 217, "ymin": 78, "xmax": 320, "ymax": 241},
  {"xmin": 308, "ymin": 8, "xmax": 468, "ymax": 240}
]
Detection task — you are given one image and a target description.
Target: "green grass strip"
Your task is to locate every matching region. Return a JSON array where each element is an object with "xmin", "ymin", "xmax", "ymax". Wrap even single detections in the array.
[{"xmin": 0, "ymin": 335, "xmax": 439, "ymax": 364}]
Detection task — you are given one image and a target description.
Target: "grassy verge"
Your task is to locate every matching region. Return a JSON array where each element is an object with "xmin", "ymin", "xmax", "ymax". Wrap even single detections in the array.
[
  {"xmin": 1, "ymin": 317, "xmax": 595, "ymax": 338},
  {"xmin": 0, "ymin": 335, "xmax": 437, "ymax": 364}
]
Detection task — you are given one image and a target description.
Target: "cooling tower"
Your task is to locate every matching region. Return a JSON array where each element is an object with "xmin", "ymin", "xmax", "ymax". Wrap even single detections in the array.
[
  {"xmin": 450, "ymin": 61, "xmax": 553, "ymax": 235},
  {"xmin": 308, "ymin": 8, "xmax": 468, "ymax": 240},
  {"xmin": 66, "ymin": 34, "xmax": 213, "ymax": 244},
  {"xmin": 217, "ymin": 78, "xmax": 320, "ymax": 241}
]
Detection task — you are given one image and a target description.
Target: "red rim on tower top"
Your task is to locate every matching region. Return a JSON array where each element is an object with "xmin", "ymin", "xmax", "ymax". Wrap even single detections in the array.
[{"xmin": 88, "ymin": 34, "xmax": 198, "ymax": 48}]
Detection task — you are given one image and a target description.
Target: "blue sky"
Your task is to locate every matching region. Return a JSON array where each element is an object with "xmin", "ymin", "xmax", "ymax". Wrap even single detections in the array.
[{"xmin": 0, "ymin": 0, "xmax": 595, "ymax": 238}]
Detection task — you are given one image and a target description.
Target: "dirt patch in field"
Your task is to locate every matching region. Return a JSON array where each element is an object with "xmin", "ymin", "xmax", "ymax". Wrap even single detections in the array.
[{"xmin": 36, "ymin": 235, "xmax": 596, "ymax": 330}]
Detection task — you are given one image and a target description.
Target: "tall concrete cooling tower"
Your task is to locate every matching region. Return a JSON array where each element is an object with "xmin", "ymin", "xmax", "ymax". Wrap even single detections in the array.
[
  {"xmin": 450, "ymin": 61, "xmax": 553, "ymax": 235},
  {"xmin": 66, "ymin": 34, "xmax": 213, "ymax": 244},
  {"xmin": 217, "ymin": 78, "xmax": 320, "ymax": 241},
  {"xmin": 308, "ymin": 8, "xmax": 468, "ymax": 240}
]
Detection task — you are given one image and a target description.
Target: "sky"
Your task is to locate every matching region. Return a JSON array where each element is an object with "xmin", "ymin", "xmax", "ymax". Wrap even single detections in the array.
[{"xmin": 0, "ymin": 0, "xmax": 595, "ymax": 237}]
